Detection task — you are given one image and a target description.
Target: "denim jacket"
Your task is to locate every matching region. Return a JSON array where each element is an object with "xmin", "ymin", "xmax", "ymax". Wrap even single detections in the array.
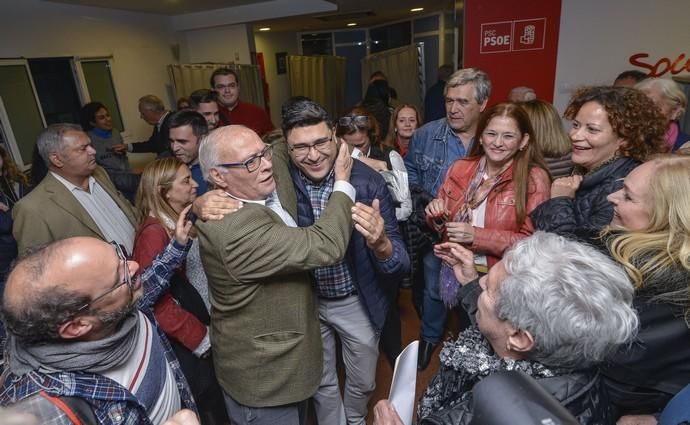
[{"xmin": 404, "ymin": 118, "xmax": 472, "ymax": 196}]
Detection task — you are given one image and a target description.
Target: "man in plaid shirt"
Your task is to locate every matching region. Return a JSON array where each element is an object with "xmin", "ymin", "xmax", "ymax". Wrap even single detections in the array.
[
  {"xmin": 277, "ymin": 98, "xmax": 409, "ymax": 425},
  {"xmin": 0, "ymin": 229, "xmax": 196, "ymax": 425}
]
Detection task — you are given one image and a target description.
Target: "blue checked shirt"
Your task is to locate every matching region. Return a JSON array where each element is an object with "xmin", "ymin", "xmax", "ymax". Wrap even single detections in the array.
[
  {"xmin": 301, "ymin": 169, "xmax": 356, "ymax": 298},
  {"xmin": 0, "ymin": 238, "xmax": 196, "ymax": 425}
]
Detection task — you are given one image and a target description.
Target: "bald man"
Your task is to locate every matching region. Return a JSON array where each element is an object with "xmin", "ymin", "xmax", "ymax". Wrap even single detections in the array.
[
  {"xmin": 195, "ymin": 125, "xmax": 355, "ymax": 425},
  {"xmin": 0, "ymin": 224, "xmax": 196, "ymax": 424}
]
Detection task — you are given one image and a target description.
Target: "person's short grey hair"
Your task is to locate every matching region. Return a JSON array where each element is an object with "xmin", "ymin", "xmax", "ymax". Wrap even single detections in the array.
[
  {"xmin": 36, "ymin": 123, "xmax": 83, "ymax": 164},
  {"xmin": 138, "ymin": 95, "xmax": 165, "ymax": 112},
  {"xmin": 198, "ymin": 129, "xmax": 221, "ymax": 182},
  {"xmin": 509, "ymin": 86, "xmax": 537, "ymax": 102},
  {"xmin": 444, "ymin": 68, "xmax": 492, "ymax": 104},
  {"xmin": 635, "ymin": 77, "xmax": 687, "ymax": 115},
  {"xmin": 280, "ymin": 97, "xmax": 333, "ymax": 138},
  {"xmin": 496, "ymin": 232, "xmax": 638, "ymax": 370}
]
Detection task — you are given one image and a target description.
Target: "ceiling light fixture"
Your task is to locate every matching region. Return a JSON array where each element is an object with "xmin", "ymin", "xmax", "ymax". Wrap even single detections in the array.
[
  {"xmin": 411, "ymin": 7, "xmax": 424, "ymax": 12},
  {"xmin": 259, "ymin": 27, "xmax": 271, "ymax": 31},
  {"xmin": 347, "ymin": 23, "xmax": 357, "ymax": 27}
]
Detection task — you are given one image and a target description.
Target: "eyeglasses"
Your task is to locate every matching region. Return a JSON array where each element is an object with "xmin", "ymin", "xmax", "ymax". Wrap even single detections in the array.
[
  {"xmin": 338, "ymin": 115, "xmax": 369, "ymax": 128},
  {"xmin": 288, "ymin": 132, "xmax": 334, "ymax": 157},
  {"xmin": 218, "ymin": 144, "xmax": 273, "ymax": 173},
  {"xmin": 77, "ymin": 242, "xmax": 132, "ymax": 313}
]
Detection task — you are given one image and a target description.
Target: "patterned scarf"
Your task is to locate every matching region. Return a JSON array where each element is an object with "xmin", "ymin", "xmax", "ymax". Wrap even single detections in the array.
[
  {"xmin": 439, "ymin": 157, "xmax": 508, "ymax": 307},
  {"xmin": 417, "ymin": 325, "xmax": 566, "ymax": 420}
]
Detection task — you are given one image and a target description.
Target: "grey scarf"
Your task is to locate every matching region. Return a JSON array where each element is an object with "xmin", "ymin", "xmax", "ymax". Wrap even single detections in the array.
[{"xmin": 5, "ymin": 311, "xmax": 140, "ymax": 377}]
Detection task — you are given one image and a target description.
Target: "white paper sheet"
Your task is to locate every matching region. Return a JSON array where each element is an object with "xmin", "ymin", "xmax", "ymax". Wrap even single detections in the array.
[{"xmin": 388, "ymin": 340, "xmax": 419, "ymax": 425}]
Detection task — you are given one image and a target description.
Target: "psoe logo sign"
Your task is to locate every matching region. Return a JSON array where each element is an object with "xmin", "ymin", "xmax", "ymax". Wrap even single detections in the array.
[
  {"xmin": 513, "ymin": 18, "xmax": 546, "ymax": 51},
  {"xmin": 480, "ymin": 21, "xmax": 512, "ymax": 54}
]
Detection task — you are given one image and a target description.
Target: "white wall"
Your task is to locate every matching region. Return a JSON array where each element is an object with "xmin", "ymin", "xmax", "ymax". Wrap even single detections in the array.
[
  {"xmin": 554, "ymin": 0, "xmax": 690, "ymax": 112},
  {"xmin": 178, "ymin": 24, "xmax": 253, "ymax": 64},
  {"xmin": 255, "ymin": 31, "xmax": 299, "ymax": 126},
  {"xmin": 0, "ymin": 0, "xmax": 178, "ymax": 142}
]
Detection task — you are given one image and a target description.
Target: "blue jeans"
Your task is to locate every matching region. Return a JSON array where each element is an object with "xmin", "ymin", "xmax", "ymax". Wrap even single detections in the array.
[
  {"xmin": 660, "ymin": 383, "xmax": 690, "ymax": 425},
  {"xmin": 421, "ymin": 252, "xmax": 446, "ymax": 344}
]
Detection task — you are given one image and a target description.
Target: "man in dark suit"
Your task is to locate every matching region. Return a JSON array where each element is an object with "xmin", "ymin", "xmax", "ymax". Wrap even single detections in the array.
[
  {"xmin": 274, "ymin": 98, "xmax": 409, "ymax": 425},
  {"xmin": 195, "ymin": 125, "xmax": 356, "ymax": 425},
  {"xmin": 12, "ymin": 124, "xmax": 137, "ymax": 255},
  {"xmin": 129, "ymin": 94, "xmax": 172, "ymax": 157}
]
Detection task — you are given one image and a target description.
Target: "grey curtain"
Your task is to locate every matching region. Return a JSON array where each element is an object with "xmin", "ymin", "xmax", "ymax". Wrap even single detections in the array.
[
  {"xmin": 288, "ymin": 55, "xmax": 346, "ymax": 120},
  {"xmin": 361, "ymin": 44, "xmax": 424, "ymax": 111},
  {"xmin": 168, "ymin": 63, "xmax": 265, "ymax": 108}
]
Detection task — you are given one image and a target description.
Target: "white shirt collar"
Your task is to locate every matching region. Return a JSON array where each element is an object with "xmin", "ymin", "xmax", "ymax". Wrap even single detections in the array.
[{"xmin": 51, "ymin": 171, "xmax": 95, "ymax": 193}]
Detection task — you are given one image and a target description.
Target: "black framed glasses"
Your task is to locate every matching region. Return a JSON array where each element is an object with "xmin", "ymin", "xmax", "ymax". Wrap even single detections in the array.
[
  {"xmin": 218, "ymin": 144, "xmax": 273, "ymax": 173},
  {"xmin": 338, "ymin": 115, "xmax": 369, "ymax": 128},
  {"xmin": 77, "ymin": 242, "xmax": 132, "ymax": 312},
  {"xmin": 288, "ymin": 131, "xmax": 334, "ymax": 157}
]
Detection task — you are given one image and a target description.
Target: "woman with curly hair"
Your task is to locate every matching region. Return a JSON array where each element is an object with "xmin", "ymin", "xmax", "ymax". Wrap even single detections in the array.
[
  {"xmin": 599, "ymin": 154, "xmax": 690, "ymax": 423},
  {"xmin": 530, "ymin": 86, "xmax": 667, "ymax": 234}
]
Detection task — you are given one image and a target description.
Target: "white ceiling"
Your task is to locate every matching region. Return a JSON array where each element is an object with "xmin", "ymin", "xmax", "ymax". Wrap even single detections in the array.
[{"xmin": 44, "ymin": 0, "xmax": 457, "ymax": 32}]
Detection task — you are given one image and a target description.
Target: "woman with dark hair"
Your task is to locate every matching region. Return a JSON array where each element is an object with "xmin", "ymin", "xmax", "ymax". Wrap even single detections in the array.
[
  {"xmin": 79, "ymin": 101, "xmax": 140, "ymax": 202},
  {"xmin": 420, "ymin": 103, "xmax": 551, "ymax": 370},
  {"xmin": 336, "ymin": 106, "xmax": 411, "ymax": 366},
  {"xmin": 337, "ymin": 106, "xmax": 412, "ymax": 221},
  {"xmin": 530, "ymin": 86, "xmax": 666, "ymax": 234},
  {"xmin": 425, "ymin": 102, "xmax": 551, "ymax": 278}
]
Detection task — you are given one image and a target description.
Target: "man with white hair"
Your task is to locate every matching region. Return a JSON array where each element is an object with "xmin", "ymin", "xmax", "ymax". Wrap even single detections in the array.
[{"xmin": 195, "ymin": 125, "xmax": 357, "ymax": 425}]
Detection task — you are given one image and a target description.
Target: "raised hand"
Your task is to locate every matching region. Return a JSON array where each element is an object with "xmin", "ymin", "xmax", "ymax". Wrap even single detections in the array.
[
  {"xmin": 352, "ymin": 199, "xmax": 392, "ymax": 259},
  {"xmin": 550, "ymin": 175, "xmax": 583, "ymax": 198},
  {"xmin": 434, "ymin": 241, "xmax": 478, "ymax": 285},
  {"xmin": 174, "ymin": 205, "xmax": 194, "ymax": 245},
  {"xmin": 334, "ymin": 142, "xmax": 354, "ymax": 182}
]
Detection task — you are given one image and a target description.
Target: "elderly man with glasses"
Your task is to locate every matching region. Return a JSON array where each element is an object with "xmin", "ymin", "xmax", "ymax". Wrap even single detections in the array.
[
  {"xmin": 0, "ymin": 212, "xmax": 197, "ymax": 424},
  {"xmin": 195, "ymin": 124, "xmax": 358, "ymax": 425},
  {"xmin": 271, "ymin": 97, "xmax": 409, "ymax": 425}
]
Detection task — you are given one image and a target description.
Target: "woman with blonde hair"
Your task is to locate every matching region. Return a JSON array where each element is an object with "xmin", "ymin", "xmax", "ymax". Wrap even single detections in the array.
[
  {"xmin": 134, "ymin": 157, "xmax": 228, "ymax": 425},
  {"xmin": 521, "ymin": 99, "xmax": 573, "ymax": 178},
  {"xmin": 383, "ymin": 104, "xmax": 421, "ymax": 157},
  {"xmin": 635, "ymin": 78, "xmax": 688, "ymax": 151},
  {"xmin": 598, "ymin": 154, "xmax": 690, "ymax": 422}
]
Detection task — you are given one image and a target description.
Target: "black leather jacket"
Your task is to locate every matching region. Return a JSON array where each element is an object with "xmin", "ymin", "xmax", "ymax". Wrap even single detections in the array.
[
  {"xmin": 419, "ymin": 282, "xmax": 613, "ymax": 425},
  {"xmin": 530, "ymin": 157, "xmax": 639, "ymax": 235}
]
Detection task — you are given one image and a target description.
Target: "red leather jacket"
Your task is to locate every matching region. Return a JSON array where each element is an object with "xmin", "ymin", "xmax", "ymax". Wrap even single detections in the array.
[
  {"xmin": 133, "ymin": 216, "xmax": 207, "ymax": 352},
  {"xmin": 429, "ymin": 157, "xmax": 551, "ymax": 269}
]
